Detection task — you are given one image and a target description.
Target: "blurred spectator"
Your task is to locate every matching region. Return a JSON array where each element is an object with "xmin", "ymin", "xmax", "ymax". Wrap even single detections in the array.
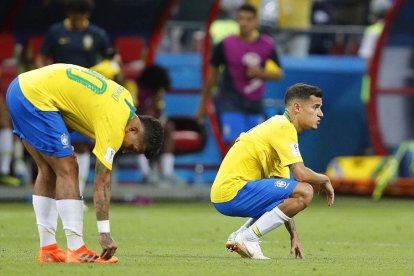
[
  {"xmin": 210, "ymin": 0, "xmax": 245, "ymax": 45},
  {"xmin": 135, "ymin": 65, "xmax": 183, "ymax": 187},
  {"xmin": 35, "ymin": 0, "xmax": 116, "ymax": 68},
  {"xmin": 0, "ymin": 96, "xmax": 21, "ymax": 186},
  {"xmin": 277, "ymin": 0, "xmax": 312, "ymax": 56},
  {"xmin": 255, "ymin": 0, "xmax": 278, "ymax": 31},
  {"xmin": 210, "ymin": 9, "xmax": 239, "ymax": 45},
  {"xmin": 358, "ymin": 0, "xmax": 392, "ymax": 62},
  {"xmin": 359, "ymin": 0, "xmax": 392, "ymax": 103},
  {"xmin": 197, "ymin": 4, "xmax": 283, "ymax": 146},
  {"xmin": 309, "ymin": 0, "xmax": 335, "ymax": 55},
  {"xmin": 35, "ymin": 0, "xmax": 120, "ymax": 204}
]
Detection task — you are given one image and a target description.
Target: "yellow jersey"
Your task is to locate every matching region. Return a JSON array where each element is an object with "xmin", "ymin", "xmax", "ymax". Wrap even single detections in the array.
[
  {"xmin": 211, "ymin": 115, "xmax": 303, "ymax": 203},
  {"xmin": 18, "ymin": 63, "xmax": 136, "ymax": 170}
]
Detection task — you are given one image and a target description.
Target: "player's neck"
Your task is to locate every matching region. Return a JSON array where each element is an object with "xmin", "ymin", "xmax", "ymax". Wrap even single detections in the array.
[
  {"xmin": 284, "ymin": 110, "xmax": 302, "ymax": 133},
  {"xmin": 239, "ymin": 30, "xmax": 259, "ymax": 42},
  {"xmin": 64, "ymin": 18, "xmax": 90, "ymax": 31},
  {"xmin": 283, "ymin": 111, "xmax": 291, "ymax": 122}
]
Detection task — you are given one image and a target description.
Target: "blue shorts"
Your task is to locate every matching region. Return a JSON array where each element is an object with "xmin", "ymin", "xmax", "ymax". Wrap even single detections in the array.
[
  {"xmin": 220, "ymin": 112, "xmax": 264, "ymax": 143},
  {"xmin": 6, "ymin": 78, "xmax": 73, "ymax": 158},
  {"xmin": 70, "ymin": 131, "xmax": 94, "ymax": 144},
  {"xmin": 213, "ymin": 178, "xmax": 297, "ymax": 219}
]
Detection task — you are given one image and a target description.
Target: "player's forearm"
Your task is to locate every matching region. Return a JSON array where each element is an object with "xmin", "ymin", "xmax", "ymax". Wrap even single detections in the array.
[
  {"xmin": 197, "ymin": 68, "xmax": 217, "ymax": 120},
  {"xmin": 301, "ymin": 168, "xmax": 329, "ymax": 186},
  {"xmin": 304, "ymin": 167, "xmax": 330, "ymax": 186},
  {"xmin": 93, "ymin": 161, "xmax": 112, "ymax": 221},
  {"xmin": 284, "ymin": 218, "xmax": 298, "ymax": 238},
  {"xmin": 292, "ymin": 163, "xmax": 330, "ymax": 186},
  {"xmin": 201, "ymin": 68, "xmax": 218, "ymax": 101}
]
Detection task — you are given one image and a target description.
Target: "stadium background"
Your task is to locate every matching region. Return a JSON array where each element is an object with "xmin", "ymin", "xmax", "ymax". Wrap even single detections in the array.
[
  {"xmin": 0, "ymin": 0, "xmax": 413, "ymax": 200},
  {"xmin": 1, "ymin": 1, "xmax": 414, "ymax": 274}
]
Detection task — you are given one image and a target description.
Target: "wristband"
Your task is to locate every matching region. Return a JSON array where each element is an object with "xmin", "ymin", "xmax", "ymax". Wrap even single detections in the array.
[{"xmin": 97, "ymin": 220, "xmax": 110, "ymax": 233}]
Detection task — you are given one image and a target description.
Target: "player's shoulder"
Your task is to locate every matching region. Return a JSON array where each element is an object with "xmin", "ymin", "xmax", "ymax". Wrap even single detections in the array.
[
  {"xmin": 47, "ymin": 22, "xmax": 65, "ymax": 33},
  {"xmin": 269, "ymin": 115, "xmax": 295, "ymax": 131},
  {"xmin": 222, "ymin": 34, "xmax": 239, "ymax": 44},
  {"xmin": 269, "ymin": 114, "xmax": 288, "ymax": 123},
  {"xmin": 87, "ymin": 23, "xmax": 109, "ymax": 36}
]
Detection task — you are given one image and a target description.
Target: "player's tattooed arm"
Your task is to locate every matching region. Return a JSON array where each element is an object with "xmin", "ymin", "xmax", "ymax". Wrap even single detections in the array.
[
  {"xmin": 289, "ymin": 162, "xmax": 298, "ymax": 174},
  {"xmin": 284, "ymin": 218, "xmax": 297, "ymax": 237},
  {"xmin": 285, "ymin": 219, "xmax": 305, "ymax": 259},
  {"xmin": 94, "ymin": 160, "xmax": 118, "ymax": 259},
  {"xmin": 93, "ymin": 159, "xmax": 112, "ymax": 221}
]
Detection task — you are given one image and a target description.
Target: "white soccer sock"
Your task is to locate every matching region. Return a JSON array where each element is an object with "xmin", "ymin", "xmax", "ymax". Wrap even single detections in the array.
[
  {"xmin": 160, "ymin": 153, "xmax": 174, "ymax": 176},
  {"xmin": 236, "ymin": 218, "xmax": 257, "ymax": 234},
  {"xmin": 56, "ymin": 199, "xmax": 85, "ymax": 251},
  {"xmin": 32, "ymin": 195, "xmax": 58, "ymax": 247},
  {"xmin": 0, "ymin": 128, "xmax": 13, "ymax": 174},
  {"xmin": 138, "ymin": 154, "xmax": 150, "ymax": 176},
  {"xmin": 76, "ymin": 152, "xmax": 90, "ymax": 196},
  {"xmin": 243, "ymin": 207, "xmax": 290, "ymax": 241}
]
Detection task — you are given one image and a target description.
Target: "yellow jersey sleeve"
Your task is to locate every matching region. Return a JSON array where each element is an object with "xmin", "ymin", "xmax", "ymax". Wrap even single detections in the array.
[{"xmin": 264, "ymin": 59, "xmax": 282, "ymax": 75}]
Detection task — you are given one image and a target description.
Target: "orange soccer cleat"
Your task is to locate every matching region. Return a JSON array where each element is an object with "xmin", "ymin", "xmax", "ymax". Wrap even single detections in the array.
[
  {"xmin": 66, "ymin": 245, "xmax": 118, "ymax": 264},
  {"xmin": 37, "ymin": 243, "xmax": 67, "ymax": 263}
]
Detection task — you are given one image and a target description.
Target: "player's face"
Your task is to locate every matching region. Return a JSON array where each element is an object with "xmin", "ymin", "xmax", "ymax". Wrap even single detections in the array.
[
  {"xmin": 68, "ymin": 12, "xmax": 90, "ymax": 30},
  {"xmin": 298, "ymin": 95, "xmax": 323, "ymax": 130},
  {"xmin": 121, "ymin": 131, "xmax": 146, "ymax": 154},
  {"xmin": 236, "ymin": 11, "xmax": 257, "ymax": 36}
]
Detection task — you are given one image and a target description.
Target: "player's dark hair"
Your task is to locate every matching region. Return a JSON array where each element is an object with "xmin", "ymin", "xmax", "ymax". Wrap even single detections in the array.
[
  {"xmin": 65, "ymin": 0, "xmax": 94, "ymax": 14},
  {"xmin": 138, "ymin": 115, "xmax": 164, "ymax": 159},
  {"xmin": 138, "ymin": 64, "xmax": 171, "ymax": 91},
  {"xmin": 237, "ymin": 4, "xmax": 257, "ymax": 16},
  {"xmin": 284, "ymin": 83, "xmax": 323, "ymax": 105}
]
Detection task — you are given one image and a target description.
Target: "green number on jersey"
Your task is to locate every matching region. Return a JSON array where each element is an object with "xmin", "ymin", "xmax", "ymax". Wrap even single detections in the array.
[{"xmin": 66, "ymin": 66, "xmax": 108, "ymax": 94}]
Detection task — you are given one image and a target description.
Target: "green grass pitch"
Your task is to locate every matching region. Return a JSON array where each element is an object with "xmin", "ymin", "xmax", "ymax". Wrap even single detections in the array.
[{"xmin": 1, "ymin": 196, "xmax": 413, "ymax": 275}]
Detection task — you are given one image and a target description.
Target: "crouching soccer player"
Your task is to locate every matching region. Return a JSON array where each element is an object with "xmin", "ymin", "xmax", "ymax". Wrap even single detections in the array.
[
  {"xmin": 211, "ymin": 83, "xmax": 335, "ymax": 259},
  {"xmin": 6, "ymin": 63, "xmax": 163, "ymax": 263}
]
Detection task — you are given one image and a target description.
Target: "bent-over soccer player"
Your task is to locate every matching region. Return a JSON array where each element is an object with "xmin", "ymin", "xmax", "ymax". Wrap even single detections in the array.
[
  {"xmin": 6, "ymin": 64, "xmax": 163, "ymax": 263},
  {"xmin": 211, "ymin": 83, "xmax": 335, "ymax": 259}
]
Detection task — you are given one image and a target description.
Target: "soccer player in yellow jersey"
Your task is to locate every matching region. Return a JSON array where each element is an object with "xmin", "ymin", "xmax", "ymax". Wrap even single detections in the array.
[
  {"xmin": 211, "ymin": 83, "xmax": 335, "ymax": 259},
  {"xmin": 5, "ymin": 64, "xmax": 163, "ymax": 263}
]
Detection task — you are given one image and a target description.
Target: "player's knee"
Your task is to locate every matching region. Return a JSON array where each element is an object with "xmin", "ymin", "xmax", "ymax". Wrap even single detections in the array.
[
  {"xmin": 37, "ymin": 163, "xmax": 53, "ymax": 176},
  {"xmin": 297, "ymin": 182, "xmax": 314, "ymax": 207},
  {"xmin": 303, "ymin": 183, "xmax": 314, "ymax": 205},
  {"xmin": 54, "ymin": 155, "xmax": 78, "ymax": 178}
]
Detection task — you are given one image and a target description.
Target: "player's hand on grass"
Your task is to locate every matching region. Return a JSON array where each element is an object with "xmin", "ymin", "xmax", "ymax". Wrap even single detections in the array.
[
  {"xmin": 321, "ymin": 180, "xmax": 335, "ymax": 206},
  {"xmin": 290, "ymin": 234, "xmax": 304, "ymax": 259},
  {"xmin": 99, "ymin": 233, "xmax": 118, "ymax": 260}
]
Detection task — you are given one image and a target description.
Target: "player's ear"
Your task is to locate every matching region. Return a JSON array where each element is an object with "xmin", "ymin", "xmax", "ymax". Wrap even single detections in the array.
[
  {"xmin": 126, "ymin": 125, "xmax": 139, "ymax": 134},
  {"xmin": 293, "ymin": 101, "xmax": 301, "ymax": 113},
  {"xmin": 126, "ymin": 117, "xmax": 142, "ymax": 134}
]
